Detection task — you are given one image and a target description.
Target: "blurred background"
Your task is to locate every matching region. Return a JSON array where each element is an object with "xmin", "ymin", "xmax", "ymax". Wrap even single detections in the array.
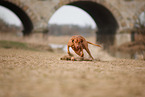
[
  {"xmin": 0, "ymin": 0, "xmax": 145, "ymax": 60},
  {"xmin": 0, "ymin": 1, "xmax": 145, "ymax": 97}
]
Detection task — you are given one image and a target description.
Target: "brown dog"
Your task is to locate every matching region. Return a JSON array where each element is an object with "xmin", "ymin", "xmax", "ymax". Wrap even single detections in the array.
[{"xmin": 67, "ymin": 35, "xmax": 101, "ymax": 59}]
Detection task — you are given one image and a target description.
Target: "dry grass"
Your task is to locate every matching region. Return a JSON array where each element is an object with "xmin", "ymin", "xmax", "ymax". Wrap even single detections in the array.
[{"xmin": 0, "ymin": 48, "xmax": 145, "ymax": 97}]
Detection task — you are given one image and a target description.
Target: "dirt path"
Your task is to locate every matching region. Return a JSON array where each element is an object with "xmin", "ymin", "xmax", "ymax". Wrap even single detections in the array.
[{"xmin": 0, "ymin": 48, "xmax": 145, "ymax": 97}]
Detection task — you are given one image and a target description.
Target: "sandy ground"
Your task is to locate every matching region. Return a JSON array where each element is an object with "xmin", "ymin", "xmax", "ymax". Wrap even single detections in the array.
[{"xmin": 0, "ymin": 48, "xmax": 145, "ymax": 97}]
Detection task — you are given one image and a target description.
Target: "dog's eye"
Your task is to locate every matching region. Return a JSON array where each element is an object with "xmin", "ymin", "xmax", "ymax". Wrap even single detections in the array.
[{"xmin": 81, "ymin": 39, "xmax": 83, "ymax": 42}]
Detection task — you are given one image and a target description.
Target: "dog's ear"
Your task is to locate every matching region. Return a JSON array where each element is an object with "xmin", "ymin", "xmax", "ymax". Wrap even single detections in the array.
[
  {"xmin": 81, "ymin": 39, "xmax": 83, "ymax": 43},
  {"xmin": 72, "ymin": 39, "xmax": 74, "ymax": 43}
]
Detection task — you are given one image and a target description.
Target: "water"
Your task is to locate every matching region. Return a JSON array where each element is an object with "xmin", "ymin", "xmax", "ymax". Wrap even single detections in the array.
[{"xmin": 49, "ymin": 44, "xmax": 71, "ymax": 52}]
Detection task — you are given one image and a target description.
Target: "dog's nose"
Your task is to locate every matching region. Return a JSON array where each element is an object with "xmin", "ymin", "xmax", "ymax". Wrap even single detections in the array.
[{"xmin": 76, "ymin": 46, "xmax": 79, "ymax": 49}]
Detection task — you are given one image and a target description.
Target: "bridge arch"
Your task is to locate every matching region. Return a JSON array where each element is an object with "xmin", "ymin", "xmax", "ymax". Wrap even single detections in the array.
[
  {"xmin": 57, "ymin": 0, "xmax": 122, "ymax": 47},
  {"xmin": 0, "ymin": 0, "xmax": 34, "ymax": 36}
]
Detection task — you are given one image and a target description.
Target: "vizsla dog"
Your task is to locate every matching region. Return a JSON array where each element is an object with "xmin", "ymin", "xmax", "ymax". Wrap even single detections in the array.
[{"xmin": 67, "ymin": 35, "xmax": 101, "ymax": 60}]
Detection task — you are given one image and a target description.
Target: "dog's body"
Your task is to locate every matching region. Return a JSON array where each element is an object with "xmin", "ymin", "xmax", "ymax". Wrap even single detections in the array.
[{"xmin": 67, "ymin": 35, "xmax": 101, "ymax": 59}]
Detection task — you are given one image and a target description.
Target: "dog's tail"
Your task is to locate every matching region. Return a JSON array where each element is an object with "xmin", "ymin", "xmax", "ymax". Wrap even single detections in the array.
[{"xmin": 87, "ymin": 41, "xmax": 101, "ymax": 47}]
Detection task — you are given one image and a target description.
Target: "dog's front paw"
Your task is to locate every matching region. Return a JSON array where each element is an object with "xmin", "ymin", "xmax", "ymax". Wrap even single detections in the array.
[{"xmin": 68, "ymin": 52, "xmax": 73, "ymax": 56}]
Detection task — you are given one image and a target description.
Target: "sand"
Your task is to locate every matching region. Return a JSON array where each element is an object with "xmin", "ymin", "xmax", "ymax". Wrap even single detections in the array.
[{"xmin": 0, "ymin": 48, "xmax": 145, "ymax": 97}]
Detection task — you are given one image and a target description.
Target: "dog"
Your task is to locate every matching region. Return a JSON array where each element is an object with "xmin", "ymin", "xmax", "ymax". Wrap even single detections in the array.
[{"xmin": 67, "ymin": 35, "xmax": 101, "ymax": 59}]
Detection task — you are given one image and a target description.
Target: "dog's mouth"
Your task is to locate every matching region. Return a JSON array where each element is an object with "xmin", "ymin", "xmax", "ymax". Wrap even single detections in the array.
[{"xmin": 75, "ymin": 48, "xmax": 81, "ymax": 51}]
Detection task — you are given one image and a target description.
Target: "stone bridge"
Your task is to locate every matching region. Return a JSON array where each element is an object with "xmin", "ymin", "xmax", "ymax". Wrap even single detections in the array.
[{"xmin": 0, "ymin": 0, "xmax": 145, "ymax": 46}]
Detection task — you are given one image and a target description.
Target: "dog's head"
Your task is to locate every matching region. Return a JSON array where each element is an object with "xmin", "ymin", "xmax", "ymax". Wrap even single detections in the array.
[{"xmin": 71, "ymin": 37, "xmax": 83, "ymax": 49}]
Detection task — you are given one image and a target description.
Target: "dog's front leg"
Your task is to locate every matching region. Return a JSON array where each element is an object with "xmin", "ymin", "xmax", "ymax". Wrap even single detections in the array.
[
  {"xmin": 67, "ymin": 45, "xmax": 73, "ymax": 56},
  {"xmin": 80, "ymin": 48, "xmax": 84, "ymax": 57}
]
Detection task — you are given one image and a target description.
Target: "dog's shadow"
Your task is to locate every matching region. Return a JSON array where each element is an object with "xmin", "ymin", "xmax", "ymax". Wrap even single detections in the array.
[{"xmin": 60, "ymin": 55, "xmax": 95, "ymax": 61}]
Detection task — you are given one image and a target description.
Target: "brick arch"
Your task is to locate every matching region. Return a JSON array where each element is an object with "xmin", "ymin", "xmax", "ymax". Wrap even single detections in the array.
[
  {"xmin": 0, "ymin": 0, "xmax": 38, "ymax": 35},
  {"xmin": 56, "ymin": 0, "xmax": 124, "ymax": 47}
]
